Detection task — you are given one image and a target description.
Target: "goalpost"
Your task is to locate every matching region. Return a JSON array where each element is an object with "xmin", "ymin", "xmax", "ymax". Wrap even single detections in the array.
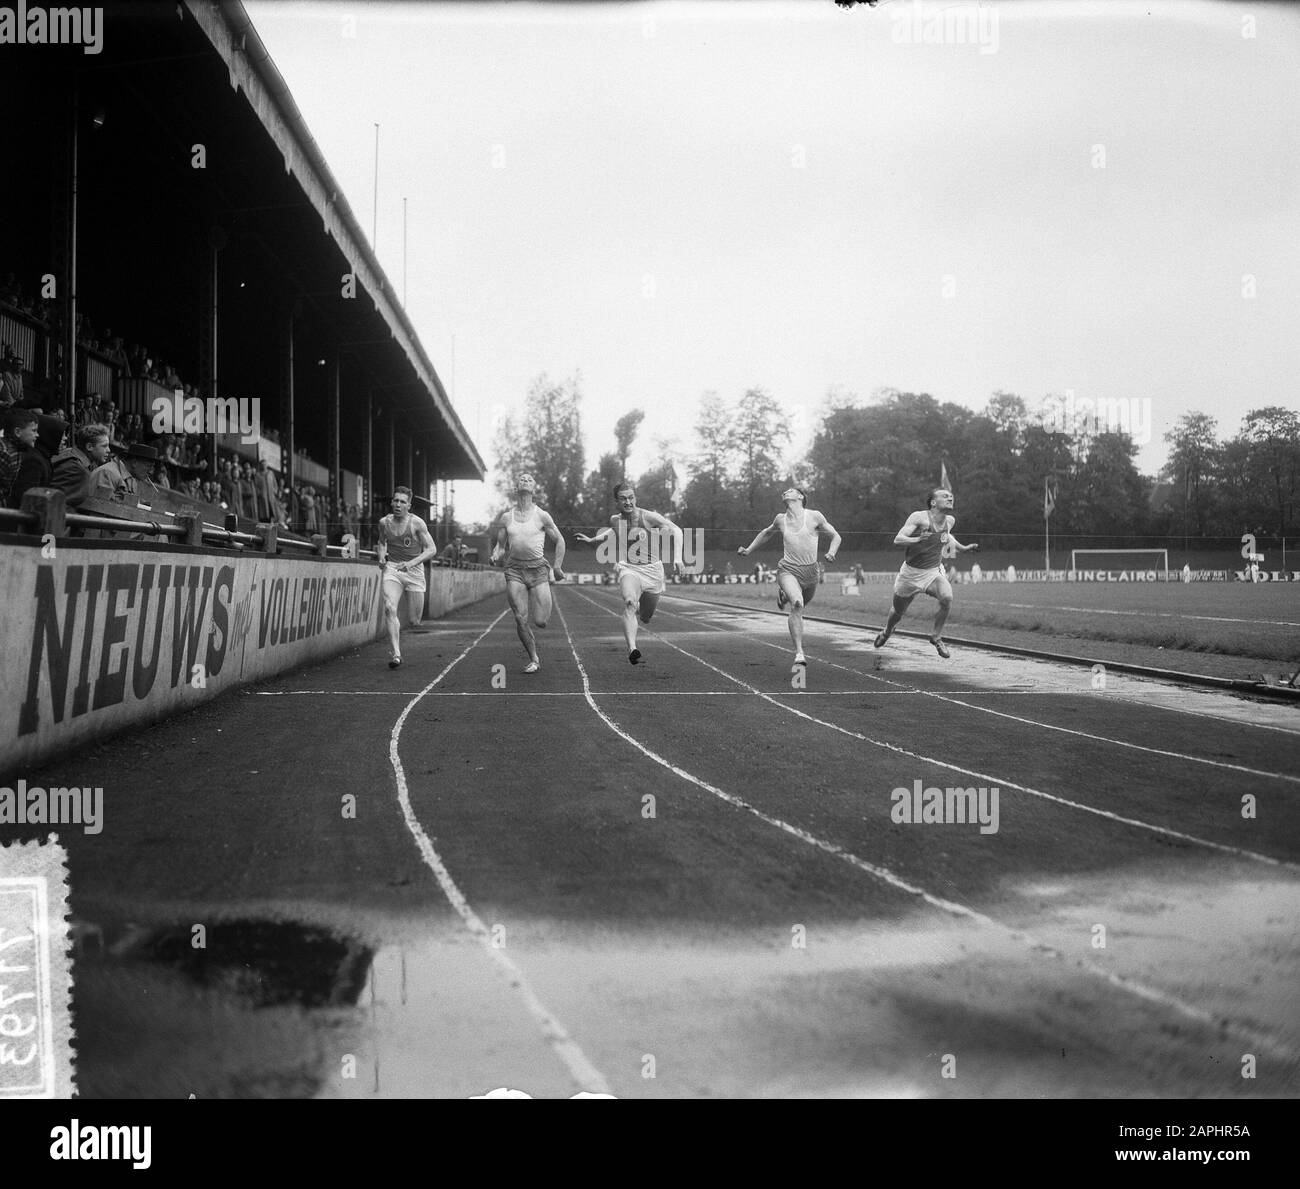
[{"xmin": 1069, "ymin": 548, "xmax": 1169, "ymax": 579}]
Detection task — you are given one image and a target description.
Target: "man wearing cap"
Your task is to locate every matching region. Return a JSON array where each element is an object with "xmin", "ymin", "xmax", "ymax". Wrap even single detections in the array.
[
  {"xmin": 575, "ymin": 481, "xmax": 683, "ymax": 665},
  {"xmin": 874, "ymin": 487, "xmax": 978, "ymax": 659},
  {"xmin": 376, "ymin": 485, "xmax": 439, "ymax": 670},
  {"xmin": 737, "ymin": 486, "xmax": 841, "ymax": 667},
  {"xmin": 490, "ymin": 473, "xmax": 566, "ymax": 673}
]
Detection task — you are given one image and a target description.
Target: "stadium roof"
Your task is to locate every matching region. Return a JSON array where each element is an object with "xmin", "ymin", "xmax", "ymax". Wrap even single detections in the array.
[{"xmin": 1, "ymin": 0, "xmax": 484, "ymax": 483}]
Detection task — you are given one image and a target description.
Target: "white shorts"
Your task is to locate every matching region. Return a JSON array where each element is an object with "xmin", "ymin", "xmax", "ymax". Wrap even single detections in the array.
[
  {"xmin": 894, "ymin": 563, "xmax": 948, "ymax": 601},
  {"xmin": 384, "ymin": 561, "xmax": 427, "ymax": 593},
  {"xmin": 616, "ymin": 561, "xmax": 665, "ymax": 597}
]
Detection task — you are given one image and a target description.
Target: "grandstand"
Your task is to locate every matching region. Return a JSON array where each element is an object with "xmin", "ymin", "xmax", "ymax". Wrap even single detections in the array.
[{"xmin": 0, "ymin": 0, "xmax": 482, "ymax": 541}]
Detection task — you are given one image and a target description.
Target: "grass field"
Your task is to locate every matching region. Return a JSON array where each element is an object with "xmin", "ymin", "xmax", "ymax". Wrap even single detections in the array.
[{"xmin": 667, "ymin": 578, "xmax": 1300, "ymax": 681}]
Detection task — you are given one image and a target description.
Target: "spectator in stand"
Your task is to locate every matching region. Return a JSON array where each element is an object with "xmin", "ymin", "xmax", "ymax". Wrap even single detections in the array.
[
  {"xmin": 253, "ymin": 460, "xmax": 273, "ymax": 521},
  {"xmin": 51, "ymin": 422, "xmax": 111, "ymax": 508},
  {"xmin": 11, "ymin": 414, "xmax": 65, "ymax": 507},
  {"xmin": 217, "ymin": 459, "xmax": 235, "ymax": 509},
  {"xmin": 1, "ymin": 348, "xmax": 24, "ymax": 407},
  {"xmin": 440, "ymin": 534, "xmax": 466, "ymax": 567},
  {"xmin": 236, "ymin": 462, "xmax": 257, "ymax": 520},
  {"xmin": 2, "ymin": 407, "xmax": 39, "ymax": 506},
  {"xmin": 90, "ymin": 441, "xmax": 161, "ymax": 506},
  {"xmin": 301, "ymin": 484, "xmax": 319, "ymax": 535}
]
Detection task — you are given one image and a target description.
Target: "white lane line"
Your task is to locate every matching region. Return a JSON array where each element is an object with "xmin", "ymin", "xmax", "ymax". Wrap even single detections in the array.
[
  {"xmin": 652, "ymin": 594, "xmax": 1300, "ymax": 772},
  {"xmin": 662, "ymin": 594, "xmax": 1300, "ymax": 730},
  {"xmin": 387, "ymin": 608, "xmax": 612, "ymax": 1097},
  {"xmin": 553, "ymin": 593, "xmax": 1296, "ymax": 1060},
  {"xmin": 571, "ymin": 588, "xmax": 1295, "ymax": 871}
]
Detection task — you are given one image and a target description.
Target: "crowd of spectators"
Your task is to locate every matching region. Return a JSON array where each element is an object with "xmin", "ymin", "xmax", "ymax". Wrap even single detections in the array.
[{"xmin": 2, "ymin": 277, "xmax": 381, "ymax": 541}]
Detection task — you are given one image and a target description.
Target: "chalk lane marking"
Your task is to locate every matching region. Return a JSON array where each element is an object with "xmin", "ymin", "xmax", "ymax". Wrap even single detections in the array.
[
  {"xmin": 653, "ymin": 596, "xmax": 1300, "ymax": 779},
  {"xmin": 387, "ymin": 607, "xmax": 612, "ymax": 1096},
  {"xmin": 571, "ymin": 588, "xmax": 1294, "ymax": 871},
  {"xmin": 661, "ymin": 591, "xmax": 1300, "ymax": 737},
  {"xmin": 553, "ymin": 593, "xmax": 1296, "ymax": 1061}
]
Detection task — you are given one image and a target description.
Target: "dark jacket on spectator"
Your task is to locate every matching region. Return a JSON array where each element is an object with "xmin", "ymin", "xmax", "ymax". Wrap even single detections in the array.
[
  {"xmin": 0, "ymin": 436, "xmax": 20, "ymax": 506},
  {"xmin": 11, "ymin": 415, "xmax": 63, "ymax": 506},
  {"xmin": 50, "ymin": 444, "xmax": 96, "ymax": 507}
]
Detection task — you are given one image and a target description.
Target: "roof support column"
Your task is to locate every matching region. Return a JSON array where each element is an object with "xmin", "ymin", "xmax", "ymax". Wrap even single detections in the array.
[
  {"xmin": 363, "ymin": 387, "xmax": 373, "ymax": 529},
  {"xmin": 282, "ymin": 303, "xmax": 297, "ymax": 505},
  {"xmin": 327, "ymin": 350, "xmax": 340, "ymax": 526}
]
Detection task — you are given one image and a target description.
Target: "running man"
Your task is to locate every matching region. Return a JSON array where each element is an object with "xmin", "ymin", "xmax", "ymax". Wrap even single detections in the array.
[
  {"xmin": 376, "ymin": 486, "xmax": 439, "ymax": 669},
  {"xmin": 874, "ymin": 487, "xmax": 978, "ymax": 659},
  {"xmin": 737, "ymin": 486, "xmax": 841, "ymax": 666},
  {"xmin": 575, "ymin": 481, "xmax": 683, "ymax": 665},
  {"xmin": 491, "ymin": 473, "xmax": 566, "ymax": 673}
]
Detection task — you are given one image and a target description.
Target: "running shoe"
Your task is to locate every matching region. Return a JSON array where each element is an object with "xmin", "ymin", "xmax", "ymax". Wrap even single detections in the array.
[
  {"xmin": 930, "ymin": 636, "xmax": 951, "ymax": 659},
  {"xmin": 873, "ymin": 632, "xmax": 888, "ymax": 649},
  {"xmin": 794, "ymin": 652, "xmax": 807, "ymax": 666},
  {"xmin": 629, "ymin": 648, "xmax": 642, "ymax": 665},
  {"xmin": 777, "ymin": 587, "xmax": 789, "ymax": 611},
  {"xmin": 388, "ymin": 656, "xmax": 402, "ymax": 669},
  {"xmin": 524, "ymin": 659, "xmax": 540, "ymax": 674}
]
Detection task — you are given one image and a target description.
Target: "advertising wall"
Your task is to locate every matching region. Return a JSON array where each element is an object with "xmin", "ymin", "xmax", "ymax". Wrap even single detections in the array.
[{"xmin": 1, "ymin": 539, "xmax": 385, "ymax": 773}]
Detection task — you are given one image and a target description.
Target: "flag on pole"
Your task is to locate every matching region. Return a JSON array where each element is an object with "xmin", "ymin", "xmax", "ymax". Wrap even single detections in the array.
[
  {"xmin": 940, "ymin": 461, "xmax": 951, "ymax": 491},
  {"xmin": 1044, "ymin": 476, "xmax": 1056, "ymax": 518}
]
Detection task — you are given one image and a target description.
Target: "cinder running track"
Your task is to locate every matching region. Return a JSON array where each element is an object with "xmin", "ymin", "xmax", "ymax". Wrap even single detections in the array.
[{"xmin": 32, "ymin": 585, "xmax": 1300, "ymax": 1098}]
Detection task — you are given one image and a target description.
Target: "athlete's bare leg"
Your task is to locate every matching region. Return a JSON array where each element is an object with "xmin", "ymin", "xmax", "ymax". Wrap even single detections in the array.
[
  {"xmin": 507, "ymin": 578, "xmax": 539, "ymax": 667},
  {"xmin": 925, "ymin": 575, "xmax": 955, "ymax": 656},
  {"xmin": 777, "ymin": 571, "xmax": 806, "ymax": 661},
  {"xmin": 530, "ymin": 578, "xmax": 553, "ymax": 628},
  {"xmin": 404, "ymin": 589, "xmax": 425, "ymax": 630},
  {"xmin": 874, "ymin": 593, "xmax": 914, "ymax": 648},
  {"xmin": 619, "ymin": 571, "xmax": 646, "ymax": 662},
  {"xmin": 382, "ymin": 576, "xmax": 405, "ymax": 665}
]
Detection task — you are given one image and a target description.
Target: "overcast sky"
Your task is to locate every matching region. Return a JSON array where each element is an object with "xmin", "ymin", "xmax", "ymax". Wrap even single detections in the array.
[{"xmin": 247, "ymin": 0, "xmax": 1300, "ymax": 525}]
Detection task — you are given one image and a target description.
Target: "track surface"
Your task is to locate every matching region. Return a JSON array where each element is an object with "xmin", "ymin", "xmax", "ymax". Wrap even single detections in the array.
[{"xmin": 27, "ymin": 586, "xmax": 1300, "ymax": 1098}]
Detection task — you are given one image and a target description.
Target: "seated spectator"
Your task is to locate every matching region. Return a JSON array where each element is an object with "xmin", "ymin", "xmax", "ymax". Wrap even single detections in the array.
[
  {"xmin": 51, "ymin": 422, "xmax": 111, "ymax": 508},
  {"xmin": 2, "ymin": 406, "xmax": 39, "ymax": 506},
  {"xmin": 1, "ymin": 349, "xmax": 24, "ymax": 407},
  {"xmin": 90, "ymin": 441, "xmax": 162, "ymax": 507},
  {"xmin": 152, "ymin": 458, "xmax": 171, "ymax": 490},
  {"xmin": 10, "ymin": 413, "xmax": 66, "ymax": 507},
  {"xmin": 440, "ymin": 535, "xmax": 466, "ymax": 566}
]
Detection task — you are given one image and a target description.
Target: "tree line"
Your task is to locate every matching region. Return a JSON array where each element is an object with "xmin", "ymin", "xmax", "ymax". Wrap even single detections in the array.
[{"xmin": 490, "ymin": 375, "xmax": 1299, "ymax": 543}]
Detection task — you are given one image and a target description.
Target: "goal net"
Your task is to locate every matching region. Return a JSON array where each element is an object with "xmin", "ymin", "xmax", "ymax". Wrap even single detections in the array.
[{"xmin": 1069, "ymin": 548, "xmax": 1169, "ymax": 579}]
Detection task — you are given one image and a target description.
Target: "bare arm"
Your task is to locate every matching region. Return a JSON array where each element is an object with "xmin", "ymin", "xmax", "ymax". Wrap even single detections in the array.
[
  {"xmin": 490, "ymin": 521, "xmax": 508, "ymax": 564},
  {"xmin": 738, "ymin": 520, "xmax": 779, "ymax": 556},
  {"xmin": 395, "ymin": 520, "xmax": 439, "ymax": 570},
  {"xmin": 947, "ymin": 519, "xmax": 978, "ymax": 553},
  {"xmin": 376, "ymin": 518, "xmax": 387, "ymax": 564},
  {"xmin": 574, "ymin": 525, "xmax": 614, "ymax": 546},
  {"xmin": 893, "ymin": 513, "xmax": 926, "ymax": 547},
  {"xmin": 816, "ymin": 512, "xmax": 842, "ymax": 563},
  {"xmin": 540, "ymin": 511, "xmax": 566, "ymax": 577},
  {"xmin": 643, "ymin": 510, "xmax": 685, "ymax": 571}
]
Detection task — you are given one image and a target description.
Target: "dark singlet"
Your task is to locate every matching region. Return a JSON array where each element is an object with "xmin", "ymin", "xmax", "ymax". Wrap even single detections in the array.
[
  {"xmin": 381, "ymin": 515, "xmax": 424, "ymax": 563},
  {"xmin": 904, "ymin": 515, "xmax": 950, "ymax": 570}
]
